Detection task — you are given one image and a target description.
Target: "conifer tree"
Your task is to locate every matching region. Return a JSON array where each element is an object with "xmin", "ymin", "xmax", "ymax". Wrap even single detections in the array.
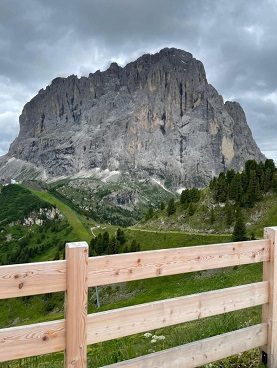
[
  {"xmin": 145, "ymin": 207, "xmax": 154, "ymax": 220},
  {"xmin": 130, "ymin": 239, "xmax": 141, "ymax": 252},
  {"xmin": 167, "ymin": 198, "xmax": 176, "ymax": 216},
  {"xmin": 95, "ymin": 233, "xmax": 103, "ymax": 255},
  {"xmin": 229, "ymin": 173, "xmax": 242, "ymax": 202},
  {"xmin": 215, "ymin": 172, "xmax": 228, "ymax": 202},
  {"xmin": 210, "ymin": 207, "xmax": 215, "ymax": 224},
  {"xmin": 180, "ymin": 190, "xmax": 189, "ymax": 204},
  {"xmin": 107, "ymin": 236, "xmax": 117, "ymax": 254},
  {"xmin": 225, "ymin": 199, "xmax": 234, "ymax": 226},
  {"xmin": 272, "ymin": 172, "xmax": 277, "ymax": 193},
  {"xmin": 116, "ymin": 228, "xmax": 126, "ymax": 244},
  {"xmin": 226, "ymin": 169, "xmax": 235, "ymax": 184},
  {"xmin": 232, "ymin": 214, "xmax": 247, "ymax": 242},
  {"xmin": 264, "ymin": 168, "xmax": 272, "ymax": 192},
  {"xmin": 245, "ymin": 170, "xmax": 257, "ymax": 207},
  {"xmin": 102, "ymin": 231, "xmax": 110, "ymax": 254}
]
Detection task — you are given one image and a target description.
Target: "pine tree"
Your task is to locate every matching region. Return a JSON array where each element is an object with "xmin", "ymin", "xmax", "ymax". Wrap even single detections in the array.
[
  {"xmin": 145, "ymin": 207, "xmax": 154, "ymax": 220},
  {"xmin": 272, "ymin": 172, "xmax": 277, "ymax": 193},
  {"xmin": 245, "ymin": 170, "xmax": 257, "ymax": 207},
  {"xmin": 167, "ymin": 198, "xmax": 176, "ymax": 216},
  {"xmin": 116, "ymin": 228, "xmax": 126, "ymax": 245},
  {"xmin": 264, "ymin": 158, "xmax": 275, "ymax": 174},
  {"xmin": 160, "ymin": 202, "xmax": 165, "ymax": 210},
  {"xmin": 89, "ymin": 237, "xmax": 96, "ymax": 256},
  {"xmin": 180, "ymin": 190, "xmax": 189, "ymax": 204},
  {"xmin": 107, "ymin": 236, "xmax": 118, "ymax": 254},
  {"xmin": 210, "ymin": 207, "xmax": 215, "ymax": 224},
  {"xmin": 229, "ymin": 173, "xmax": 242, "ymax": 202},
  {"xmin": 95, "ymin": 233, "xmax": 103, "ymax": 256},
  {"xmin": 215, "ymin": 172, "xmax": 228, "ymax": 202},
  {"xmin": 102, "ymin": 231, "xmax": 110, "ymax": 254},
  {"xmin": 130, "ymin": 239, "xmax": 141, "ymax": 252},
  {"xmin": 226, "ymin": 169, "xmax": 235, "ymax": 184},
  {"xmin": 232, "ymin": 216, "xmax": 247, "ymax": 242},
  {"xmin": 225, "ymin": 199, "xmax": 234, "ymax": 226},
  {"xmin": 264, "ymin": 168, "xmax": 272, "ymax": 192}
]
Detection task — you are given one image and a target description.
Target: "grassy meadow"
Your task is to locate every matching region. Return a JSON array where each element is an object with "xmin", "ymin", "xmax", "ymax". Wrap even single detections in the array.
[{"xmin": 1, "ymin": 177, "xmax": 275, "ymax": 367}]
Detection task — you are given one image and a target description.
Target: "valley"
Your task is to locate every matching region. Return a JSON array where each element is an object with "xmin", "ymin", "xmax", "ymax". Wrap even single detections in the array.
[{"xmin": 1, "ymin": 158, "xmax": 276, "ymax": 367}]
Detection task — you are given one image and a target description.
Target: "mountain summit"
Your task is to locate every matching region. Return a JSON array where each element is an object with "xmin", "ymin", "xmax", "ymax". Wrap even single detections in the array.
[{"xmin": 0, "ymin": 48, "xmax": 265, "ymax": 188}]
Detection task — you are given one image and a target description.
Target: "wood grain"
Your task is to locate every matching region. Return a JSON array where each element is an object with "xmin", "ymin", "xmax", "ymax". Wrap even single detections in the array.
[
  {"xmin": 0, "ymin": 320, "xmax": 65, "ymax": 362},
  {"xmin": 88, "ymin": 239, "xmax": 270, "ymax": 287},
  {"xmin": 0, "ymin": 240, "xmax": 269, "ymax": 299},
  {"xmin": 0, "ymin": 260, "xmax": 66, "ymax": 299},
  {"xmin": 263, "ymin": 227, "xmax": 277, "ymax": 367},
  {"xmin": 101, "ymin": 324, "xmax": 267, "ymax": 368},
  {"xmin": 64, "ymin": 242, "xmax": 88, "ymax": 368},
  {"xmin": 87, "ymin": 281, "xmax": 268, "ymax": 344},
  {"xmin": 0, "ymin": 238, "xmax": 271, "ymax": 366}
]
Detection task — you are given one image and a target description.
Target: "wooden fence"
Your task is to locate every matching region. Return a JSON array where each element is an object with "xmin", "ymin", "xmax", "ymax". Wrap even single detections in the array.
[{"xmin": 0, "ymin": 226, "xmax": 276, "ymax": 367}]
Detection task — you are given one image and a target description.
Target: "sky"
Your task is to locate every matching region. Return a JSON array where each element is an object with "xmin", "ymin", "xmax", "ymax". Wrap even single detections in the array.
[{"xmin": 0, "ymin": 0, "xmax": 277, "ymax": 162}]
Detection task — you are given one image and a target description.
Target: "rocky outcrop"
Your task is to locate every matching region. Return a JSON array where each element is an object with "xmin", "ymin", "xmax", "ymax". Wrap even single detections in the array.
[{"xmin": 0, "ymin": 48, "xmax": 265, "ymax": 188}]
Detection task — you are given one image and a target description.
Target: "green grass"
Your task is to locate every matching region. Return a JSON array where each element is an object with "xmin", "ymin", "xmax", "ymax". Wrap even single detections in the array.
[
  {"xmin": 126, "ymin": 228, "xmax": 231, "ymax": 250},
  {"xmin": 29, "ymin": 189, "xmax": 92, "ymax": 242},
  {"xmin": 137, "ymin": 187, "xmax": 277, "ymax": 240},
  {"xmin": 0, "ymin": 260, "xmax": 264, "ymax": 367},
  {"xmin": 0, "ymin": 184, "xmax": 272, "ymax": 367}
]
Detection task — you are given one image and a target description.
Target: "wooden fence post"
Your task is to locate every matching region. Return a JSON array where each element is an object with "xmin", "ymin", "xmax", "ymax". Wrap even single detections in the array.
[
  {"xmin": 65, "ymin": 242, "xmax": 88, "ymax": 368},
  {"xmin": 262, "ymin": 227, "xmax": 277, "ymax": 367}
]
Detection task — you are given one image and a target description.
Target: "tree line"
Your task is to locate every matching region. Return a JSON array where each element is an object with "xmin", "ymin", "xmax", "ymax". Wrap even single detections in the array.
[
  {"xmin": 209, "ymin": 159, "xmax": 277, "ymax": 207},
  {"xmin": 89, "ymin": 228, "xmax": 141, "ymax": 256}
]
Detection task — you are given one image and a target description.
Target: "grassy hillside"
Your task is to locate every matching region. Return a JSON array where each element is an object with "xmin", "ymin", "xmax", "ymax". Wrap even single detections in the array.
[
  {"xmin": 0, "ymin": 222, "xmax": 265, "ymax": 367},
  {"xmin": 135, "ymin": 187, "xmax": 277, "ymax": 239},
  {"xmin": 0, "ymin": 185, "xmax": 81, "ymax": 265},
  {"xmin": 0, "ymin": 177, "xmax": 272, "ymax": 367},
  {"xmin": 46, "ymin": 175, "xmax": 175, "ymax": 227},
  {"xmin": 30, "ymin": 189, "xmax": 92, "ymax": 242}
]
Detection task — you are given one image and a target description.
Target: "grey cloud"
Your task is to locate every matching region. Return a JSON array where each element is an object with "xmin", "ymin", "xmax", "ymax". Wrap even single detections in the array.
[{"xmin": 0, "ymin": 0, "xmax": 276, "ymax": 162}]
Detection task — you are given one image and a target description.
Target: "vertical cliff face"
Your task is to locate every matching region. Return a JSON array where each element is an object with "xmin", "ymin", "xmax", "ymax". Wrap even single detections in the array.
[{"xmin": 3, "ymin": 48, "xmax": 265, "ymax": 188}]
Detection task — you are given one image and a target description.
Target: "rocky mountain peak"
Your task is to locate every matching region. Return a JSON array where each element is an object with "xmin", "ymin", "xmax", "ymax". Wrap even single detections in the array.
[{"xmin": 0, "ymin": 48, "xmax": 265, "ymax": 189}]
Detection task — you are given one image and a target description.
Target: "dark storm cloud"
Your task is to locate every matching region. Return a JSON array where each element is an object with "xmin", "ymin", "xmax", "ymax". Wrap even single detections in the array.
[{"xmin": 0, "ymin": 0, "xmax": 276, "ymax": 160}]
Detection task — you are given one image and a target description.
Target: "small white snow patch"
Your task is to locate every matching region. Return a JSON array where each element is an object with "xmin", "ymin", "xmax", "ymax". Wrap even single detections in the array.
[
  {"xmin": 176, "ymin": 187, "xmax": 186, "ymax": 194},
  {"xmin": 151, "ymin": 178, "xmax": 173, "ymax": 193},
  {"xmin": 101, "ymin": 169, "xmax": 120, "ymax": 183}
]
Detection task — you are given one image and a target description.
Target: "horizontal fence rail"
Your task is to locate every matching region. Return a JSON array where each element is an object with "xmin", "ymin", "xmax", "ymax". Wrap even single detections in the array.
[
  {"xmin": 87, "ymin": 281, "xmax": 269, "ymax": 344},
  {"xmin": 102, "ymin": 324, "xmax": 268, "ymax": 368},
  {"xmin": 0, "ymin": 239, "xmax": 270, "ymax": 299},
  {"xmin": 0, "ymin": 228, "xmax": 276, "ymax": 367}
]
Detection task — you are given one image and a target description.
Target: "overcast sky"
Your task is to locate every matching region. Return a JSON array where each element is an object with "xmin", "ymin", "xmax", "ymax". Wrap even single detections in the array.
[{"xmin": 0, "ymin": 0, "xmax": 276, "ymax": 162}]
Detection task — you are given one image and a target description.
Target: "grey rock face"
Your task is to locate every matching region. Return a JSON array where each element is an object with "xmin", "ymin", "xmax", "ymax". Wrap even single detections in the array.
[{"xmin": 2, "ymin": 48, "xmax": 265, "ymax": 188}]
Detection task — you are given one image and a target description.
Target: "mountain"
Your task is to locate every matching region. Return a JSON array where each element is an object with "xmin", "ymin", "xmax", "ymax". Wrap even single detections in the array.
[{"xmin": 0, "ymin": 48, "xmax": 265, "ymax": 189}]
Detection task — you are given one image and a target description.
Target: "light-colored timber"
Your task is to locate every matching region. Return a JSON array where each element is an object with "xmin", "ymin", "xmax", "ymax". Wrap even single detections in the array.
[
  {"xmin": 0, "ymin": 260, "xmax": 66, "ymax": 299},
  {"xmin": 0, "ymin": 230, "xmax": 276, "ymax": 367},
  {"xmin": 263, "ymin": 227, "xmax": 277, "ymax": 366},
  {"xmin": 87, "ymin": 281, "xmax": 268, "ymax": 344},
  {"xmin": 101, "ymin": 324, "xmax": 268, "ymax": 368},
  {"xmin": 0, "ymin": 320, "xmax": 65, "ymax": 362},
  {"xmin": 64, "ymin": 242, "xmax": 88, "ymax": 368},
  {"xmin": 0, "ymin": 239, "xmax": 270, "ymax": 299},
  {"xmin": 87, "ymin": 239, "xmax": 270, "ymax": 286}
]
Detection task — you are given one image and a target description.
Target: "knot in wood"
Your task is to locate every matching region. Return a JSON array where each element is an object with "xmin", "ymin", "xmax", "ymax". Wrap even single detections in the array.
[{"xmin": 18, "ymin": 282, "xmax": 24, "ymax": 289}]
